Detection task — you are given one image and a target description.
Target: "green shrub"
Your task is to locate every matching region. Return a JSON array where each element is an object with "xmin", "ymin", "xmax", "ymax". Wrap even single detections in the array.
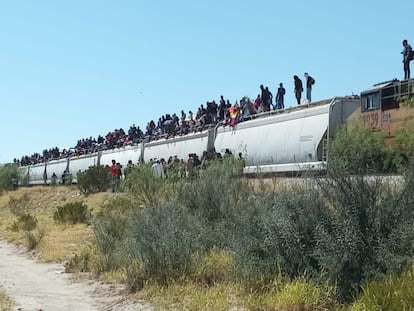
[
  {"xmin": 123, "ymin": 163, "xmax": 165, "ymax": 206},
  {"xmin": 328, "ymin": 123, "xmax": 396, "ymax": 174},
  {"xmin": 313, "ymin": 172, "xmax": 414, "ymax": 301},
  {"xmin": 53, "ymin": 202, "xmax": 90, "ymax": 224},
  {"xmin": 93, "ymin": 196, "xmax": 135, "ymax": 271},
  {"xmin": 76, "ymin": 165, "xmax": 111, "ymax": 195},
  {"xmin": 179, "ymin": 157, "xmax": 248, "ymax": 224},
  {"xmin": 0, "ymin": 163, "xmax": 21, "ymax": 193},
  {"xmin": 393, "ymin": 125, "xmax": 414, "ymax": 169},
  {"xmin": 131, "ymin": 202, "xmax": 202, "ymax": 284},
  {"xmin": 230, "ymin": 190, "xmax": 326, "ymax": 282}
]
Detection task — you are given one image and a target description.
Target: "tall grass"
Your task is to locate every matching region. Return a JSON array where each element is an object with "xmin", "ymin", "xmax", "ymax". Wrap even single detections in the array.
[{"xmin": 351, "ymin": 264, "xmax": 414, "ymax": 311}]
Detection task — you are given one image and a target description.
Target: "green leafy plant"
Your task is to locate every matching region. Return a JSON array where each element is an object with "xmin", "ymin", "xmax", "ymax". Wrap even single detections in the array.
[
  {"xmin": 328, "ymin": 123, "xmax": 396, "ymax": 174},
  {"xmin": 93, "ymin": 196, "xmax": 135, "ymax": 272},
  {"xmin": 76, "ymin": 165, "xmax": 111, "ymax": 195},
  {"xmin": 0, "ymin": 163, "xmax": 22, "ymax": 193}
]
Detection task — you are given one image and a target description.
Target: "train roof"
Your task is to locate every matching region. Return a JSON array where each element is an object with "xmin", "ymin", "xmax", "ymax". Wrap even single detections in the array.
[{"xmin": 361, "ymin": 78, "xmax": 414, "ymax": 96}]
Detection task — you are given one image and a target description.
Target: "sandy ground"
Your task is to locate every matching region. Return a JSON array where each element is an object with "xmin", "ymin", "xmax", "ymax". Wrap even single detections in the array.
[{"xmin": 0, "ymin": 239, "xmax": 153, "ymax": 311}]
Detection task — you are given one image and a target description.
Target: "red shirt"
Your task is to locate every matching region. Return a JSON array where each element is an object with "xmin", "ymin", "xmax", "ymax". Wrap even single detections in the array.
[{"xmin": 110, "ymin": 164, "xmax": 118, "ymax": 177}]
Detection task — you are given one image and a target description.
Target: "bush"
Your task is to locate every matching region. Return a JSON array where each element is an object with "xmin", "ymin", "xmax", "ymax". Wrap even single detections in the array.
[
  {"xmin": 131, "ymin": 202, "xmax": 202, "ymax": 284},
  {"xmin": 123, "ymin": 163, "xmax": 165, "ymax": 206},
  {"xmin": 230, "ymin": 190, "xmax": 326, "ymax": 282},
  {"xmin": 393, "ymin": 124, "xmax": 414, "ymax": 169},
  {"xmin": 0, "ymin": 163, "xmax": 21, "ymax": 193},
  {"xmin": 53, "ymin": 202, "xmax": 90, "ymax": 224},
  {"xmin": 179, "ymin": 157, "xmax": 248, "ymax": 224},
  {"xmin": 93, "ymin": 196, "xmax": 135, "ymax": 271},
  {"xmin": 77, "ymin": 165, "xmax": 111, "ymax": 195},
  {"xmin": 313, "ymin": 172, "xmax": 414, "ymax": 301},
  {"xmin": 328, "ymin": 123, "xmax": 396, "ymax": 174}
]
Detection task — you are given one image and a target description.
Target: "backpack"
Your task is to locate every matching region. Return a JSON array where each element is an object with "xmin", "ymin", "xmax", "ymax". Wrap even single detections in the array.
[
  {"xmin": 309, "ymin": 76, "xmax": 315, "ymax": 85},
  {"xmin": 409, "ymin": 46, "xmax": 414, "ymax": 61}
]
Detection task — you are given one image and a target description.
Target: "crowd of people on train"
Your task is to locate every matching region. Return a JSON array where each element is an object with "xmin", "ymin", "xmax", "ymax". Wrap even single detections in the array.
[
  {"xmin": 109, "ymin": 148, "xmax": 243, "ymax": 192},
  {"xmin": 15, "ymin": 73, "xmax": 315, "ymax": 166}
]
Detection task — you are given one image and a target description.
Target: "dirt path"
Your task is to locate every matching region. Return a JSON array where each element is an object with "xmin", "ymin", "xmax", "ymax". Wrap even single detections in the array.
[{"xmin": 0, "ymin": 239, "xmax": 152, "ymax": 311}]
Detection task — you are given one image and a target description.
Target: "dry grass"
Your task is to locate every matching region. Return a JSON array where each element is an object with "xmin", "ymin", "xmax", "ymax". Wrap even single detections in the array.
[
  {"xmin": 0, "ymin": 290, "xmax": 14, "ymax": 311},
  {"xmin": 0, "ymin": 186, "xmax": 112, "ymax": 262},
  {"xmin": 137, "ymin": 282, "xmax": 245, "ymax": 311}
]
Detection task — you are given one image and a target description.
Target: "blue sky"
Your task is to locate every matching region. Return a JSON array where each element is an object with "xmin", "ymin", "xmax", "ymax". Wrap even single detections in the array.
[{"xmin": 0, "ymin": 0, "xmax": 413, "ymax": 163}]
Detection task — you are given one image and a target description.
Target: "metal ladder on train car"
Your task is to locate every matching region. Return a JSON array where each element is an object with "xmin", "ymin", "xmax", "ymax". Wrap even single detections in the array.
[{"xmin": 322, "ymin": 139, "xmax": 328, "ymax": 162}]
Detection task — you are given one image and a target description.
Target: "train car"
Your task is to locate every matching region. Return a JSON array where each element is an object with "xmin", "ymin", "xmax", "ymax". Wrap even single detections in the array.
[
  {"xmin": 100, "ymin": 144, "xmax": 143, "ymax": 169},
  {"xmin": 358, "ymin": 78, "xmax": 414, "ymax": 138},
  {"xmin": 67, "ymin": 153, "xmax": 99, "ymax": 183},
  {"xmin": 23, "ymin": 95, "xmax": 361, "ymax": 184},
  {"xmin": 25, "ymin": 162, "xmax": 47, "ymax": 185},
  {"xmin": 45, "ymin": 158, "xmax": 68, "ymax": 184},
  {"xmin": 141, "ymin": 130, "xmax": 213, "ymax": 163},
  {"xmin": 214, "ymin": 97, "xmax": 360, "ymax": 174}
]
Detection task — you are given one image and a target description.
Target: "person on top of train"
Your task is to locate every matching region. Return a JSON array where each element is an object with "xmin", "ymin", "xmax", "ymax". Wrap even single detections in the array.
[
  {"xmin": 402, "ymin": 39, "xmax": 412, "ymax": 80},
  {"xmin": 276, "ymin": 83, "xmax": 286, "ymax": 109},
  {"xmin": 293, "ymin": 75, "xmax": 303, "ymax": 105},
  {"xmin": 304, "ymin": 72, "xmax": 315, "ymax": 103}
]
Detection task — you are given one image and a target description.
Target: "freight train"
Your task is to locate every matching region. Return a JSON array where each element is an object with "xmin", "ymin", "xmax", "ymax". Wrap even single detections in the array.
[{"xmin": 21, "ymin": 78, "xmax": 414, "ymax": 185}]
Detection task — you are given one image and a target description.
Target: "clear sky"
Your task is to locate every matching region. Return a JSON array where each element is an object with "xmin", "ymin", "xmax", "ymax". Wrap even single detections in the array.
[{"xmin": 1, "ymin": 0, "xmax": 413, "ymax": 164}]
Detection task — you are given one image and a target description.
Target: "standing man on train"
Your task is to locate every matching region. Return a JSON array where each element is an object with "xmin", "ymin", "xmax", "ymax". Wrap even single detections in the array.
[
  {"xmin": 402, "ymin": 39, "xmax": 413, "ymax": 80},
  {"xmin": 304, "ymin": 72, "xmax": 315, "ymax": 103}
]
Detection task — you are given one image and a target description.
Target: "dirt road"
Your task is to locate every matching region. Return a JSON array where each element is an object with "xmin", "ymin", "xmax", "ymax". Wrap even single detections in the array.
[{"xmin": 0, "ymin": 239, "xmax": 152, "ymax": 311}]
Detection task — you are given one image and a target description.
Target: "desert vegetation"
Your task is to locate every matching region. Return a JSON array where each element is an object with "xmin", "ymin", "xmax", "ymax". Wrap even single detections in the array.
[{"xmin": 1, "ymin": 123, "xmax": 414, "ymax": 310}]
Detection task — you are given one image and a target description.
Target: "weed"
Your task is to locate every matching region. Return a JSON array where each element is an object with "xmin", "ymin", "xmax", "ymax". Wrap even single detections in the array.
[
  {"xmin": 351, "ymin": 263, "xmax": 414, "ymax": 311},
  {"xmin": 9, "ymin": 213, "xmax": 37, "ymax": 232},
  {"xmin": 8, "ymin": 193, "xmax": 30, "ymax": 216},
  {"xmin": 65, "ymin": 247, "xmax": 95, "ymax": 273},
  {"xmin": 53, "ymin": 202, "xmax": 90, "ymax": 224},
  {"xmin": 25, "ymin": 226, "xmax": 45, "ymax": 250},
  {"xmin": 190, "ymin": 249, "xmax": 235, "ymax": 286}
]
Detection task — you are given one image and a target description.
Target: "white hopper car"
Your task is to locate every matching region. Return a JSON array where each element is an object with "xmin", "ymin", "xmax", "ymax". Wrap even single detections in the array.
[{"xmin": 24, "ymin": 96, "xmax": 359, "ymax": 185}]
